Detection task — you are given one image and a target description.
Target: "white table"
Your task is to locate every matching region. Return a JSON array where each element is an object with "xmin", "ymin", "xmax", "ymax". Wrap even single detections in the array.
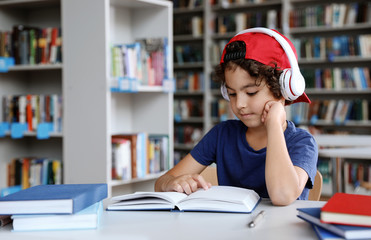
[{"xmin": 0, "ymin": 199, "xmax": 325, "ymax": 240}]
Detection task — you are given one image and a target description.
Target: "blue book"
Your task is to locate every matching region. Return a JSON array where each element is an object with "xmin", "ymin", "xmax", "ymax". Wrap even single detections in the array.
[
  {"xmin": 311, "ymin": 224, "xmax": 344, "ymax": 240},
  {"xmin": 11, "ymin": 201, "xmax": 103, "ymax": 231},
  {"xmin": 0, "ymin": 184, "xmax": 107, "ymax": 215},
  {"xmin": 297, "ymin": 208, "xmax": 371, "ymax": 239}
]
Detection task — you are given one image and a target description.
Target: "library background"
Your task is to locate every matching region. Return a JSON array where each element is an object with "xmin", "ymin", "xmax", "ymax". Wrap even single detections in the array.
[{"xmin": 0, "ymin": 0, "xmax": 370, "ymax": 200}]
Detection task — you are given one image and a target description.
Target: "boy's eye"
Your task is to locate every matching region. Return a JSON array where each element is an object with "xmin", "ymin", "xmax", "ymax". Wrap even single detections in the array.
[
  {"xmin": 247, "ymin": 92, "xmax": 257, "ymax": 96},
  {"xmin": 228, "ymin": 92, "xmax": 236, "ymax": 97}
]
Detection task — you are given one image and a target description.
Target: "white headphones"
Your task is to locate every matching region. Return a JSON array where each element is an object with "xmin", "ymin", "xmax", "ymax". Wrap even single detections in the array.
[{"xmin": 220, "ymin": 27, "xmax": 305, "ymax": 102}]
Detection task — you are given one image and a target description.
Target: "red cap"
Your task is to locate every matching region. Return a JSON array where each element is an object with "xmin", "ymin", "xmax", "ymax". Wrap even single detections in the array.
[{"xmin": 220, "ymin": 29, "xmax": 310, "ymax": 104}]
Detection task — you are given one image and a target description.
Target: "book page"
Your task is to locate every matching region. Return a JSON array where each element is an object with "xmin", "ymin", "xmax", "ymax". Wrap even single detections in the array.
[
  {"xmin": 177, "ymin": 186, "xmax": 260, "ymax": 213},
  {"xmin": 179, "ymin": 186, "xmax": 258, "ymax": 204},
  {"xmin": 110, "ymin": 191, "xmax": 188, "ymax": 205}
]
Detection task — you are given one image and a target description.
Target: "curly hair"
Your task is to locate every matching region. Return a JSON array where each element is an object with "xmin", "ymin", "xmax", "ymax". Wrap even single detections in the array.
[{"xmin": 214, "ymin": 41, "xmax": 293, "ymax": 105}]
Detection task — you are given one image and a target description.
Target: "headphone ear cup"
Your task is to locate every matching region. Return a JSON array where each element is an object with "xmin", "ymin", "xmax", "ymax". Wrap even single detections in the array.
[
  {"xmin": 279, "ymin": 69, "xmax": 293, "ymax": 101},
  {"xmin": 279, "ymin": 68, "xmax": 305, "ymax": 101},
  {"xmin": 220, "ymin": 83, "xmax": 230, "ymax": 101}
]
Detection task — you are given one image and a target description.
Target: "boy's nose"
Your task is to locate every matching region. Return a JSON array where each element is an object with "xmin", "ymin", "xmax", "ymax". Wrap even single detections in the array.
[{"xmin": 236, "ymin": 94, "xmax": 247, "ymax": 109}]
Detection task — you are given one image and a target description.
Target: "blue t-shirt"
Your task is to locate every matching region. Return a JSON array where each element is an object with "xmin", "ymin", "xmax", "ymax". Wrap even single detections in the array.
[{"xmin": 190, "ymin": 120, "xmax": 318, "ymax": 200}]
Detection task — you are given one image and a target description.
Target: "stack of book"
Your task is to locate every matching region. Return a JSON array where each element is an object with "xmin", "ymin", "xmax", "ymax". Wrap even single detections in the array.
[
  {"xmin": 297, "ymin": 193, "xmax": 371, "ymax": 239},
  {"xmin": 0, "ymin": 183, "xmax": 107, "ymax": 231}
]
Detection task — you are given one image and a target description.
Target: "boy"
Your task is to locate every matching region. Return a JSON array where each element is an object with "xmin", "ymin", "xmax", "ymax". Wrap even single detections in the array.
[{"xmin": 155, "ymin": 28, "xmax": 318, "ymax": 206}]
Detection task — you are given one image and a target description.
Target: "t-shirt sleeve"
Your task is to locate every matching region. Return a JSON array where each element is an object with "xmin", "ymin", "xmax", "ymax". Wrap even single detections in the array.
[
  {"xmin": 190, "ymin": 124, "xmax": 219, "ymax": 166},
  {"xmin": 288, "ymin": 133, "xmax": 318, "ymax": 189}
]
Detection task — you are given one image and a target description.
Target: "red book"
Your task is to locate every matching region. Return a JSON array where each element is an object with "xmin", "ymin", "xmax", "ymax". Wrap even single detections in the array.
[
  {"xmin": 26, "ymin": 94, "xmax": 33, "ymax": 131},
  {"xmin": 39, "ymin": 28, "xmax": 48, "ymax": 64},
  {"xmin": 21, "ymin": 158, "xmax": 30, "ymax": 189},
  {"xmin": 321, "ymin": 193, "xmax": 371, "ymax": 227}
]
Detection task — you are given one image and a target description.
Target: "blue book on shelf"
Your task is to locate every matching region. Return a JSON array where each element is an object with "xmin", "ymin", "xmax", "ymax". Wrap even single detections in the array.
[
  {"xmin": 297, "ymin": 208, "xmax": 371, "ymax": 240},
  {"xmin": 0, "ymin": 183, "xmax": 107, "ymax": 215},
  {"xmin": 11, "ymin": 201, "xmax": 103, "ymax": 232}
]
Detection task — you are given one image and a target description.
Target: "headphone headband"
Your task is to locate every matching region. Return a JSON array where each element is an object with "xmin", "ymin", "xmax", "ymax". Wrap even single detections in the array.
[{"xmin": 234, "ymin": 28, "xmax": 300, "ymax": 76}]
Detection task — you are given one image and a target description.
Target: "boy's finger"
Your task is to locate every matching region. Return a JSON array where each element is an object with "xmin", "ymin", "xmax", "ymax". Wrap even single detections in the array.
[
  {"xmin": 171, "ymin": 183, "xmax": 183, "ymax": 193},
  {"xmin": 194, "ymin": 175, "xmax": 211, "ymax": 190},
  {"xmin": 180, "ymin": 182, "xmax": 193, "ymax": 195}
]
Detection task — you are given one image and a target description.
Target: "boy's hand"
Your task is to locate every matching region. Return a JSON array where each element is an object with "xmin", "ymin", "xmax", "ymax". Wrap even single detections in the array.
[
  {"xmin": 261, "ymin": 100, "xmax": 286, "ymax": 130},
  {"xmin": 164, "ymin": 174, "xmax": 212, "ymax": 195}
]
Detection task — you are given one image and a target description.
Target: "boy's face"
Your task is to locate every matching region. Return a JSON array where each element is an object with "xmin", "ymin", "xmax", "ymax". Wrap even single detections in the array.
[{"xmin": 224, "ymin": 65, "xmax": 282, "ymax": 128}]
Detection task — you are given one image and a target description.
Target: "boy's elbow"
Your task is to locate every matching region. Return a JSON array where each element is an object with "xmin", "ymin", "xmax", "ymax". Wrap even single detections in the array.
[
  {"xmin": 269, "ymin": 190, "xmax": 299, "ymax": 206},
  {"xmin": 270, "ymin": 196, "xmax": 295, "ymax": 206}
]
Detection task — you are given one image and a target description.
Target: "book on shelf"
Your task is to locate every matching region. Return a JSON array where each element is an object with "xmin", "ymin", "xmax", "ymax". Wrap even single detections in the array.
[
  {"xmin": 175, "ymin": 71, "xmax": 204, "ymax": 91},
  {"xmin": 174, "ymin": 150, "xmax": 188, "ymax": 166},
  {"xmin": 174, "ymin": 17, "xmax": 193, "ymax": 36},
  {"xmin": 1, "ymin": 94, "xmax": 63, "ymax": 134},
  {"xmin": 210, "ymin": 40, "xmax": 228, "ymax": 65},
  {"xmin": 297, "ymin": 208, "xmax": 371, "ymax": 239},
  {"xmin": 112, "ymin": 133, "xmax": 147, "ymax": 179},
  {"xmin": 7, "ymin": 158, "xmax": 62, "ymax": 189},
  {"xmin": 173, "ymin": 0, "xmax": 203, "ymax": 9},
  {"xmin": 343, "ymin": 161, "xmax": 371, "ymax": 195},
  {"xmin": 216, "ymin": 98, "xmax": 235, "ymax": 121},
  {"xmin": 289, "ymin": 3, "xmax": 371, "ymax": 28},
  {"xmin": 293, "ymin": 35, "xmax": 371, "ymax": 61},
  {"xmin": 0, "ymin": 183, "xmax": 107, "ymax": 215},
  {"xmin": 288, "ymin": 98, "xmax": 370, "ymax": 125},
  {"xmin": 212, "ymin": 10, "xmax": 281, "ymax": 35},
  {"xmin": 11, "ymin": 201, "xmax": 103, "ymax": 232},
  {"xmin": 0, "ymin": 31, "xmax": 12, "ymax": 58},
  {"xmin": 174, "ymin": 43, "xmax": 203, "ymax": 64},
  {"xmin": 147, "ymin": 134, "xmax": 169, "ymax": 174},
  {"xmin": 191, "ymin": 16, "xmax": 203, "ymax": 37},
  {"xmin": 174, "ymin": 98, "xmax": 204, "ymax": 120},
  {"xmin": 111, "ymin": 138, "xmax": 132, "ymax": 181},
  {"xmin": 174, "ymin": 125, "xmax": 203, "ymax": 146},
  {"xmin": 320, "ymin": 193, "xmax": 371, "ymax": 227},
  {"xmin": 9, "ymin": 25, "xmax": 62, "ymax": 65},
  {"xmin": 112, "ymin": 134, "xmax": 138, "ymax": 179},
  {"xmin": 111, "ymin": 37, "xmax": 168, "ymax": 90},
  {"xmin": 317, "ymin": 159, "xmax": 332, "ymax": 196},
  {"xmin": 112, "ymin": 133, "xmax": 170, "ymax": 180},
  {"xmin": 107, "ymin": 185, "xmax": 260, "ymax": 214}
]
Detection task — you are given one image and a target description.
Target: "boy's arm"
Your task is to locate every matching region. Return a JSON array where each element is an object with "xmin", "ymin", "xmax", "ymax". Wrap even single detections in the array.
[
  {"xmin": 155, "ymin": 154, "xmax": 212, "ymax": 194},
  {"xmin": 262, "ymin": 101, "xmax": 309, "ymax": 206}
]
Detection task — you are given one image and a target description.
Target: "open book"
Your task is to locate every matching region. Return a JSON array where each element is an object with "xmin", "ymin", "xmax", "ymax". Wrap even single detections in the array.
[{"xmin": 107, "ymin": 186, "xmax": 260, "ymax": 213}]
